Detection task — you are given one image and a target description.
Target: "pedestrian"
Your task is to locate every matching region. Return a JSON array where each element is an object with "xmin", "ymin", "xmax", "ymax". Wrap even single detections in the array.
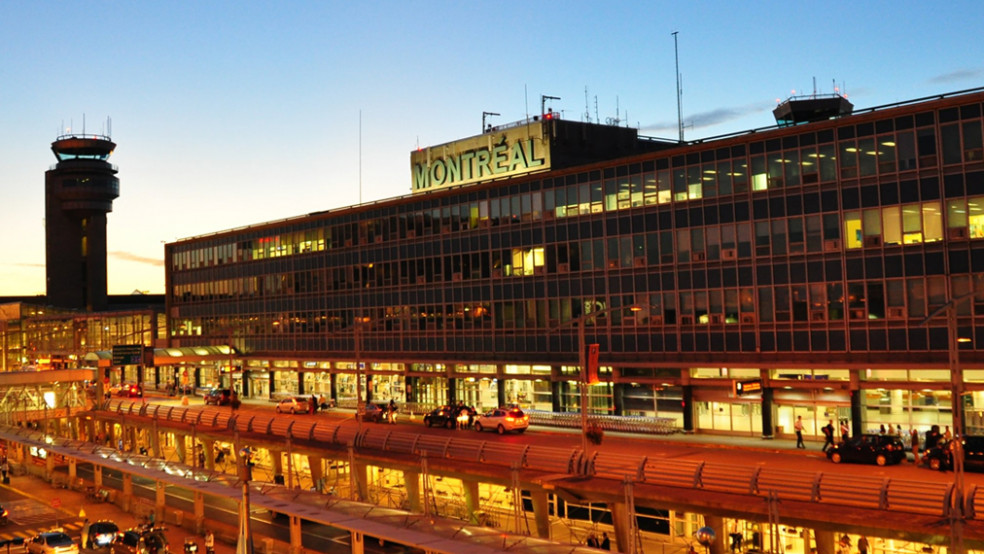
[
  {"xmin": 858, "ymin": 535, "xmax": 869, "ymax": 554},
  {"xmin": 204, "ymin": 529, "xmax": 215, "ymax": 554},
  {"xmin": 944, "ymin": 425, "xmax": 952, "ymax": 440},
  {"xmin": 310, "ymin": 394, "xmax": 317, "ymax": 414},
  {"xmin": 896, "ymin": 424, "xmax": 903, "ymax": 437},
  {"xmin": 794, "ymin": 415, "xmax": 805, "ymax": 449},
  {"xmin": 926, "ymin": 424, "xmax": 941, "ymax": 450},
  {"xmin": 879, "ymin": 423, "xmax": 886, "ymax": 435},
  {"xmin": 586, "ymin": 533, "xmax": 598, "ymax": 548},
  {"xmin": 840, "ymin": 420, "xmax": 849, "ymax": 442},
  {"xmin": 601, "ymin": 532, "xmax": 611, "ymax": 550},
  {"xmin": 822, "ymin": 419, "xmax": 835, "ymax": 452},
  {"xmin": 388, "ymin": 399, "xmax": 397, "ymax": 424},
  {"xmin": 911, "ymin": 428, "xmax": 921, "ymax": 464},
  {"xmin": 319, "ymin": 394, "xmax": 328, "ymax": 411}
]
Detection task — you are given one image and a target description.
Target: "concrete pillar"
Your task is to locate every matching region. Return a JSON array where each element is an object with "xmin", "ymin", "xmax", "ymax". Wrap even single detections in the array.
[
  {"xmin": 404, "ymin": 469, "xmax": 421, "ymax": 512},
  {"xmin": 815, "ymin": 529, "xmax": 835, "ymax": 554},
  {"xmin": 891, "ymin": 389, "xmax": 904, "ymax": 415},
  {"xmin": 271, "ymin": 449, "xmax": 284, "ymax": 482},
  {"xmin": 151, "ymin": 424, "xmax": 161, "ymax": 458},
  {"xmin": 463, "ymin": 478, "xmax": 481, "ymax": 524},
  {"xmin": 290, "ymin": 515, "xmax": 303, "ymax": 554},
  {"xmin": 202, "ymin": 438, "xmax": 216, "ymax": 471},
  {"xmin": 530, "ymin": 489, "xmax": 551, "ymax": 539},
  {"xmin": 350, "ymin": 531, "xmax": 364, "ymax": 554},
  {"xmin": 155, "ymin": 480, "xmax": 166, "ymax": 523},
  {"xmin": 703, "ymin": 514, "xmax": 726, "ymax": 554},
  {"xmin": 610, "ymin": 502, "xmax": 631, "ymax": 554},
  {"xmin": 194, "ymin": 491, "xmax": 205, "ymax": 534},
  {"xmin": 68, "ymin": 458, "xmax": 77, "ymax": 484},
  {"xmin": 94, "ymin": 466, "xmax": 103, "ymax": 489},
  {"xmin": 175, "ymin": 433, "xmax": 186, "ymax": 465},
  {"xmin": 308, "ymin": 455, "xmax": 324, "ymax": 491},
  {"xmin": 45, "ymin": 453, "xmax": 54, "ymax": 481},
  {"xmin": 353, "ymin": 461, "xmax": 369, "ymax": 501},
  {"xmin": 122, "ymin": 473, "xmax": 133, "ymax": 510}
]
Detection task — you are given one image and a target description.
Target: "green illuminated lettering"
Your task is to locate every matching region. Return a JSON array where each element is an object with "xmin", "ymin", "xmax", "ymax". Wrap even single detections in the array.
[
  {"xmin": 413, "ymin": 164, "xmax": 430, "ymax": 190},
  {"xmin": 430, "ymin": 159, "xmax": 447, "ymax": 186},
  {"xmin": 509, "ymin": 141, "xmax": 527, "ymax": 171},
  {"xmin": 492, "ymin": 143, "xmax": 508, "ymax": 174},
  {"xmin": 446, "ymin": 155, "xmax": 461, "ymax": 184},
  {"xmin": 475, "ymin": 149, "xmax": 492, "ymax": 177},
  {"xmin": 460, "ymin": 151, "xmax": 475, "ymax": 181},
  {"xmin": 526, "ymin": 139, "xmax": 545, "ymax": 167}
]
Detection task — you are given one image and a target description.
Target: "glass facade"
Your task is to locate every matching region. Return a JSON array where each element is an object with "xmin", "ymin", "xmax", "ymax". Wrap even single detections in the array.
[{"xmin": 165, "ymin": 89, "xmax": 984, "ymax": 435}]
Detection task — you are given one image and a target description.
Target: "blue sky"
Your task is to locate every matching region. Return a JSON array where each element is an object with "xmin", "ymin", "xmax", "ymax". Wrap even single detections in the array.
[{"xmin": 2, "ymin": 1, "xmax": 984, "ymax": 295}]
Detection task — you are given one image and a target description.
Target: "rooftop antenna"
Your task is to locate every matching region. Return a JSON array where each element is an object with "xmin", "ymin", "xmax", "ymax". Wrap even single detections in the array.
[
  {"xmin": 482, "ymin": 111, "xmax": 500, "ymax": 133},
  {"xmin": 583, "ymin": 87, "xmax": 591, "ymax": 123},
  {"xmin": 594, "ymin": 96, "xmax": 599, "ymax": 124},
  {"xmin": 673, "ymin": 31, "xmax": 684, "ymax": 142},
  {"xmin": 107, "ymin": 116, "xmax": 112, "ymax": 138},
  {"xmin": 541, "ymin": 94, "xmax": 560, "ymax": 116},
  {"xmin": 812, "ymin": 76, "xmax": 817, "ymax": 98}
]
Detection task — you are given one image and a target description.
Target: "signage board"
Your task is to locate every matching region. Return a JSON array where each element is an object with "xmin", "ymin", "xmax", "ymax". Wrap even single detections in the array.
[
  {"xmin": 112, "ymin": 344, "xmax": 144, "ymax": 366},
  {"xmin": 411, "ymin": 121, "xmax": 551, "ymax": 193},
  {"xmin": 735, "ymin": 379, "xmax": 763, "ymax": 396}
]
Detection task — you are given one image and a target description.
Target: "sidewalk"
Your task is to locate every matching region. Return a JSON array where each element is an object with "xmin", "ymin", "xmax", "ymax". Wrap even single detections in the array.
[{"xmin": 0, "ymin": 472, "xmax": 237, "ymax": 553}]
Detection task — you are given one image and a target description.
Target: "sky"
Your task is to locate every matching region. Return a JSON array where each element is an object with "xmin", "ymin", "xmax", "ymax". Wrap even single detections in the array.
[{"xmin": 3, "ymin": 1, "xmax": 984, "ymax": 296}]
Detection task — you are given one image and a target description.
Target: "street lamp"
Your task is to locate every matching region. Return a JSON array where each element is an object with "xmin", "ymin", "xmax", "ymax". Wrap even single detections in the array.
[
  {"xmin": 920, "ymin": 287, "xmax": 980, "ymax": 554},
  {"xmin": 553, "ymin": 303, "xmax": 643, "ymax": 455}
]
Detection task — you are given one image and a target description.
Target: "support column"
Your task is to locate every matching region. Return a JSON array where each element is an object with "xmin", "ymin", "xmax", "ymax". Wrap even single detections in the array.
[
  {"xmin": 271, "ymin": 449, "xmax": 284, "ymax": 485},
  {"xmin": 550, "ymin": 380, "xmax": 561, "ymax": 413},
  {"xmin": 353, "ymin": 460, "xmax": 369, "ymax": 501},
  {"xmin": 122, "ymin": 473, "xmax": 133, "ymax": 510},
  {"xmin": 530, "ymin": 489, "xmax": 551, "ymax": 539},
  {"xmin": 814, "ymin": 528, "xmax": 835, "ymax": 554},
  {"xmin": 194, "ymin": 492, "xmax": 205, "ymax": 534},
  {"xmin": 290, "ymin": 515, "xmax": 303, "ymax": 554},
  {"xmin": 682, "ymin": 384, "xmax": 695, "ymax": 433},
  {"xmin": 68, "ymin": 458, "xmax": 77, "ymax": 484},
  {"xmin": 762, "ymin": 387, "xmax": 775, "ymax": 439},
  {"xmin": 350, "ymin": 531, "xmax": 364, "ymax": 554},
  {"xmin": 613, "ymin": 382, "xmax": 626, "ymax": 416},
  {"xmin": 610, "ymin": 502, "xmax": 631, "ymax": 554},
  {"xmin": 202, "ymin": 438, "xmax": 216, "ymax": 471},
  {"xmin": 463, "ymin": 478, "xmax": 480, "ymax": 524},
  {"xmin": 404, "ymin": 469, "xmax": 421, "ymax": 512},
  {"xmin": 308, "ymin": 455, "xmax": 324, "ymax": 492},
  {"xmin": 703, "ymin": 514, "xmax": 726, "ymax": 554},
  {"xmin": 175, "ymin": 434, "xmax": 186, "ymax": 465},
  {"xmin": 297, "ymin": 373, "xmax": 305, "ymax": 396},
  {"xmin": 151, "ymin": 423, "xmax": 161, "ymax": 458},
  {"xmin": 497, "ymin": 376, "xmax": 507, "ymax": 408},
  {"xmin": 155, "ymin": 480, "xmax": 166, "ymax": 523},
  {"xmin": 45, "ymin": 453, "xmax": 54, "ymax": 481},
  {"xmin": 94, "ymin": 466, "xmax": 103, "ymax": 489}
]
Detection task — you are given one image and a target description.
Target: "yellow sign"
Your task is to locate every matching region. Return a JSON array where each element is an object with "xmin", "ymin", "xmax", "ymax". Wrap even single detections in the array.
[{"xmin": 411, "ymin": 122, "xmax": 551, "ymax": 193}]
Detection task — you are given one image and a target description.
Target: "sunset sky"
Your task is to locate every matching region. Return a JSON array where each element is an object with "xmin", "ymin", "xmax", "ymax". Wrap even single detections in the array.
[{"xmin": 3, "ymin": 1, "xmax": 984, "ymax": 296}]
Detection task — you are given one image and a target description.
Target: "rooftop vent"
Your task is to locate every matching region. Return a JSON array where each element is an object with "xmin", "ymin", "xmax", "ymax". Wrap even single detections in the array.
[{"xmin": 773, "ymin": 94, "xmax": 853, "ymax": 127}]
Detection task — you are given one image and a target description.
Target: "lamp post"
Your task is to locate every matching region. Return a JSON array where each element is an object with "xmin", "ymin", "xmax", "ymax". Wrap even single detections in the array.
[
  {"xmin": 554, "ymin": 304, "xmax": 642, "ymax": 455},
  {"xmin": 921, "ymin": 288, "xmax": 979, "ymax": 554}
]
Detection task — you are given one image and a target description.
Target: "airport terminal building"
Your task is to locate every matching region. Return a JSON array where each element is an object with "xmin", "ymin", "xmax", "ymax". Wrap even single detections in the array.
[{"xmin": 165, "ymin": 87, "xmax": 984, "ymax": 440}]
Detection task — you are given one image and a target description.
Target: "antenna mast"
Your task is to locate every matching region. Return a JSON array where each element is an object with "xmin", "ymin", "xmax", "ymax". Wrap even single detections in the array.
[
  {"xmin": 673, "ymin": 31, "xmax": 684, "ymax": 142},
  {"xmin": 584, "ymin": 86, "xmax": 591, "ymax": 123}
]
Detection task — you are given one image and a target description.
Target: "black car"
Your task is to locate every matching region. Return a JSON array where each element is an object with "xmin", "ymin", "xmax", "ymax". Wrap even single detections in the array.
[
  {"xmin": 423, "ymin": 406, "xmax": 457, "ymax": 428},
  {"xmin": 204, "ymin": 389, "xmax": 231, "ymax": 406},
  {"xmin": 826, "ymin": 434, "xmax": 906, "ymax": 465},
  {"xmin": 922, "ymin": 435, "xmax": 984, "ymax": 471},
  {"xmin": 111, "ymin": 527, "xmax": 168, "ymax": 554},
  {"xmin": 81, "ymin": 520, "xmax": 119, "ymax": 549}
]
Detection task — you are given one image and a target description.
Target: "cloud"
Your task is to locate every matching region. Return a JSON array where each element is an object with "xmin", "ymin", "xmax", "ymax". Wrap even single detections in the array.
[
  {"xmin": 110, "ymin": 251, "xmax": 165, "ymax": 267},
  {"xmin": 929, "ymin": 69, "xmax": 984, "ymax": 84},
  {"xmin": 642, "ymin": 102, "xmax": 770, "ymax": 136}
]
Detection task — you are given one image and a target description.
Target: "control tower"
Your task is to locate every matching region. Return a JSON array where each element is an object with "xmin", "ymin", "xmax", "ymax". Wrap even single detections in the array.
[{"xmin": 45, "ymin": 134, "xmax": 120, "ymax": 311}]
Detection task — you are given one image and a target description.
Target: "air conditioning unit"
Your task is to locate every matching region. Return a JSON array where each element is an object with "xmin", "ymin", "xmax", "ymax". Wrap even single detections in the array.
[
  {"xmin": 722, "ymin": 248, "xmax": 737, "ymax": 261},
  {"xmin": 824, "ymin": 239, "xmax": 841, "ymax": 251},
  {"xmin": 811, "ymin": 311, "xmax": 826, "ymax": 322},
  {"xmin": 851, "ymin": 308, "xmax": 867, "ymax": 319},
  {"xmin": 863, "ymin": 235, "xmax": 882, "ymax": 247},
  {"xmin": 692, "ymin": 252, "xmax": 706, "ymax": 262},
  {"xmin": 557, "ymin": 263, "xmax": 570, "ymax": 273},
  {"xmin": 680, "ymin": 315, "xmax": 695, "ymax": 325},
  {"xmin": 887, "ymin": 307, "xmax": 906, "ymax": 319},
  {"xmin": 741, "ymin": 314, "xmax": 756, "ymax": 324},
  {"xmin": 710, "ymin": 314, "xmax": 724, "ymax": 324},
  {"xmin": 633, "ymin": 257, "xmax": 647, "ymax": 268},
  {"xmin": 949, "ymin": 227, "xmax": 969, "ymax": 240},
  {"xmin": 452, "ymin": 272, "xmax": 463, "ymax": 282}
]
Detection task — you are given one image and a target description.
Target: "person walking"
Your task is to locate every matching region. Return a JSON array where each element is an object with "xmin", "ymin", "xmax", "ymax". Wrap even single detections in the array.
[
  {"xmin": 839, "ymin": 420, "xmax": 849, "ymax": 442},
  {"xmin": 600, "ymin": 532, "xmax": 611, "ymax": 550},
  {"xmin": 858, "ymin": 535, "xmax": 869, "ymax": 554},
  {"xmin": 944, "ymin": 425, "xmax": 953, "ymax": 440},
  {"xmin": 822, "ymin": 419, "xmax": 835, "ymax": 452},
  {"xmin": 204, "ymin": 529, "xmax": 215, "ymax": 554},
  {"xmin": 910, "ymin": 428, "xmax": 921, "ymax": 464},
  {"xmin": 794, "ymin": 416, "xmax": 805, "ymax": 449}
]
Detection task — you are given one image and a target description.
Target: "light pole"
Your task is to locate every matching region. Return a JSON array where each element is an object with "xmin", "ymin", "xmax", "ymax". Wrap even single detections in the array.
[
  {"xmin": 554, "ymin": 304, "xmax": 643, "ymax": 454},
  {"xmin": 921, "ymin": 287, "xmax": 979, "ymax": 554}
]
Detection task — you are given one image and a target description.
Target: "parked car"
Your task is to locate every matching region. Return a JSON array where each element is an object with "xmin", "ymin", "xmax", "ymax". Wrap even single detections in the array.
[
  {"xmin": 922, "ymin": 435, "xmax": 984, "ymax": 471},
  {"xmin": 203, "ymin": 388, "xmax": 231, "ymax": 406},
  {"xmin": 361, "ymin": 403, "xmax": 386, "ymax": 423},
  {"xmin": 276, "ymin": 396, "xmax": 310, "ymax": 414},
  {"xmin": 27, "ymin": 530, "xmax": 78, "ymax": 554},
  {"xmin": 473, "ymin": 407, "xmax": 530, "ymax": 434},
  {"xmin": 81, "ymin": 520, "xmax": 119, "ymax": 549},
  {"xmin": 826, "ymin": 434, "xmax": 906, "ymax": 465},
  {"xmin": 423, "ymin": 406, "xmax": 458, "ymax": 429},
  {"xmin": 117, "ymin": 383, "xmax": 143, "ymax": 398},
  {"xmin": 110, "ymin": 528, "xmax": 168, "ymax": 554}
]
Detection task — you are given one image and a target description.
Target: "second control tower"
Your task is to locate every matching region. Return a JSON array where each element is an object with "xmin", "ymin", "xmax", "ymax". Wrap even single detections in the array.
[{"xmin": 45, "ymin": 134, "xmax": 120, "ymax": 311}]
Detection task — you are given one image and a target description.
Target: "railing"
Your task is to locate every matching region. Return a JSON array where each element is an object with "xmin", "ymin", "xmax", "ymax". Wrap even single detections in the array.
[{"xmin": 100, "ymin": 400, "xmax": 970, "ymax": 519}]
